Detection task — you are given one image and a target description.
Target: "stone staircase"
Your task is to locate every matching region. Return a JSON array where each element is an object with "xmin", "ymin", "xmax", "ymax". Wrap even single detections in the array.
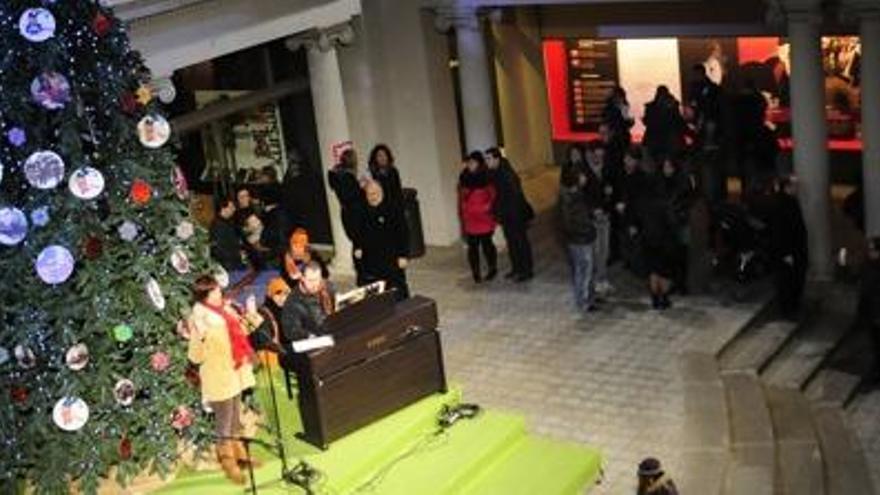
[{"xmin": 680, "ymin": 283, "xmax": 876, "ymax": 495}]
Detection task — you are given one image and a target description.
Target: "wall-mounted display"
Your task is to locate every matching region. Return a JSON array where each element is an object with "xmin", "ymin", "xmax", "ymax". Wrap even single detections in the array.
[{"xmin": 544, "ymin": 35, "xmax": 862, "ymax": 151}]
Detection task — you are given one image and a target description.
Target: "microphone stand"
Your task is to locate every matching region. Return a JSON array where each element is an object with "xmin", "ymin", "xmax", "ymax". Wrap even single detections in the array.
[
  {"xmin": 262, "ymin": 348, "xmax": 292, "ymax": 483},
  {"xmin": 255, "ymin": 343, "xmax": 318, "ymax": 494}
]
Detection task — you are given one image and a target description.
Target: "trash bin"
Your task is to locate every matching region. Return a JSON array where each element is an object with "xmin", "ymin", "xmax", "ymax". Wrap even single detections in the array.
[{"xmin": 403, "ymin": 187, "xmax": 425, "ymax": 258}]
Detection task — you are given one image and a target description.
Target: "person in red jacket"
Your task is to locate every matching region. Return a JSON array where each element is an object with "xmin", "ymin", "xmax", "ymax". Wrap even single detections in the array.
[{"xmin": 459, "ymin": 151, "xmax": 498, "ymax": 283}]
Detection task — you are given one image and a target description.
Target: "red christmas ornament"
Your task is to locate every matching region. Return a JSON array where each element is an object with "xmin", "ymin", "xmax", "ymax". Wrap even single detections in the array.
[
  {"xmin": 118, "ymin": 436, "xmax": 132, "ymax": 460},
  {"xmin": 150, "ymin": 351, "xmax": 171, "ymax": 372},
  {"xmin": 120, "ymin": 93, "xmax": 138, "ymax": 115},
  {"xmin": 184, "ymin": 365, "xmax": 201, "ymax": 388},
  {"xmin": 10, "ymin": 386, "xmax": 28, "ymax": 404},
  {"xmin": 170, "ymin": 406, "xmax": 194, "ymax": 431},
  {"xmin": 82, "ymin": 235, "xmax": 103, "ymax": 260},
  {"xmin": 93, "ymin": 12, "xmax": 112, "ymax": 37},
  {"xmin": 130, "ymin": 180, "xmax": 152, "ymax": 206}
]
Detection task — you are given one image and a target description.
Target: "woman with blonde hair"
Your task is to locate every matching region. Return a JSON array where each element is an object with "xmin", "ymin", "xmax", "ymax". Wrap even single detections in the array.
[{"xmin": 188, "ymin": 275, "xmax": 258, "ymax": 484}]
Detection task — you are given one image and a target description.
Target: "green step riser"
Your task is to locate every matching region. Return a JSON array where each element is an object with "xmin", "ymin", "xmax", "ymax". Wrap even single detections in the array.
[
  {"xmin": 154, "ymin": 384, "xmax": 603, "ymax": 495},
  {"xmin": 458, "ymin": 437, "xmax": 604, "ymax": 495}
]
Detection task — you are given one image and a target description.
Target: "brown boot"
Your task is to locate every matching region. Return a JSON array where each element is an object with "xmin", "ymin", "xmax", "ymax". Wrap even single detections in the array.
[
  {"xmin": 216, "ymin": 441, "xmax": 245, "ymax": 485},
  {"xmin": 232, "ymin": 439, "xmax": 263, "ymax": 468}
]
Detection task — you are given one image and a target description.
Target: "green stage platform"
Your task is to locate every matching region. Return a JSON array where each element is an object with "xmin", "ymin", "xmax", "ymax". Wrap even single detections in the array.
[{"xmin": 154, "ymin": 372, "xmax": 603, "ymax": 495}]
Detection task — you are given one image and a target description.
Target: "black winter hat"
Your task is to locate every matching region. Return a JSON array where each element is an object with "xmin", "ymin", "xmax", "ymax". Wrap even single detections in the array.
[{"xmin": 637, "ymin": 457, "xmax": 664, "ymax": 477}]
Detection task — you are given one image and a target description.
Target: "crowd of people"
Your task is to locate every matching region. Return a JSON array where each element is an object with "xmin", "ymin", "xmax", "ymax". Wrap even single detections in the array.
[
  {"xmin": 208, "ymin": 143, "xmax": 413, "ymax": 297},
  {"xmin": 555, "ymin": 64, "xmax": 813, "ymax": 316},
  {"xmin": 190, "ymin": 63, "xmax": 880, "ymax": 489}
]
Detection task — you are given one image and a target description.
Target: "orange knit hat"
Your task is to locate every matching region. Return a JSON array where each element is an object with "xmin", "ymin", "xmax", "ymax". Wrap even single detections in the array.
[
  {"xmin": 266, "ymin": 277, "xmax": 290, "ymax": 297},
  {"xmin": 289, "ymin": 228, "xmax": 309, "ymax": 253}
]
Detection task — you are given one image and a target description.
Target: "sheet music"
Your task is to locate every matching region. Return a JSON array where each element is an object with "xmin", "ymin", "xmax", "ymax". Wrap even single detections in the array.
[
  {"xmin": 291, "ymin": 335, "xmax": 335, "ymax": 353},
  {"xmin": 334, "ymin": 281, "xmax": 386, "ymax": 312}
]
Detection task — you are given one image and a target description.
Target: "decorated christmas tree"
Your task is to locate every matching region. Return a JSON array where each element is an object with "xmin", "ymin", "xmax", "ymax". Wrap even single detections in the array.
[{"xmin": 0, "ymin": 2, "xmax": 216, "ymax": 493}]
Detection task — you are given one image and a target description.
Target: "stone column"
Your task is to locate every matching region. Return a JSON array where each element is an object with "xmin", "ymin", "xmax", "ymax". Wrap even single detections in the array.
[
  {"xmin": 857, "ymin": 9, "xmax": 880, "ymax": 236},
  {"xmin": 290, "ymin": 31, "xmax": 354, "ymax": 272},
  {"xmin": 440, "ymin": 8, "xmax": 498, "ymax": 152},
  {"xmin": 336, "ymin": 18, "xmax": 382, "ymax": 160},
  {"xmin": 787, "ymin": 9, "xmax": 833, "ymax": 280}
]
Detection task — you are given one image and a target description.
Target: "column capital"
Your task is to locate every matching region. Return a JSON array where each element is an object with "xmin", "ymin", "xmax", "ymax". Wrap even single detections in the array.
[
  {"xmin": 775, "ymin": 0, "xmax": 823, "ymax": 11},
  {"xmin": 785, "ymin": 8, "xmax": 824, "ymax": 25},
  {"xmin": 433, "ymin": 5, "xmax": 482, "ymax": 32},
  {"xmin": 284, "ymin": 22, "xmax": 355, "ymax": 54},
  {"xmin": 149, "ymin": 75, "xmax": 177, "ymax": 104}
]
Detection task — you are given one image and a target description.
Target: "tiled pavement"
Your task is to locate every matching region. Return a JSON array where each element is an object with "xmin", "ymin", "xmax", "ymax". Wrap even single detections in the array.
[
  {"xmin": 850, "ymin": 390, "xmax": 880, "ymax": 492},
  {"xmin": 394, "ymin": 166, "xmax": 765, "ymax": 494}
]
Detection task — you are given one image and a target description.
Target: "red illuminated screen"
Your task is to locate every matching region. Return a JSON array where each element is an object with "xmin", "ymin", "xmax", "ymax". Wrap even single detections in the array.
[{"xmin": 543, "ymin": 37, "xmax": 862, "ymax": 151}]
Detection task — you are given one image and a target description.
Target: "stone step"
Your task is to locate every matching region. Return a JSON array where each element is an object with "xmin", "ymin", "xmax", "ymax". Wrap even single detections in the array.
[
  {"xmin": 761, "ymin": 309, "xmax": 852, "ymax": 390},
  {"xmin": 812, "ymin": 405, "xmax": 876, "ymax": 495},
  {"xmin": 680, "ymin": 351, "xmax": 728, "ymax": 495},
  {"xmin": 805, "ymin": 325, "xmax": 876, "ymax": 408},
  {"xmin": 679, "ymin": 451, "xmax": 727, "ymax": 495},
  {"xmin": 681, "ymin": 352, "xmax": 728, "ymax": 450},
  {"xmin": 764, "ymin": 386, "xmax": 824, "ymax": 495},
  {"xmin": 719, "ymin": 318, "xmax": 800, "ymax": 373},
  {"xmin": 722, "ymin": 371, "xmax": 775, "ymax": 495}
]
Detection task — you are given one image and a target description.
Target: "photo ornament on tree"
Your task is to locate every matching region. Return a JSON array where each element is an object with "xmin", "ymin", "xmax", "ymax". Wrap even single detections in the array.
[
  {"xmin": 137, "ymin": 114, "xmax": 171, "ymax": 148},
  {"xmin": 0, "ymin": 207, "xmax": 28, "ymax": 246},
  {"xmin": 30, "ymin": 72, "xmax": 71, "ymax": 110},
  {"xmin": 19, "ymin": 8, "xmax": 56, "ymax": 43},
  {"xmin": 68, "ymin": 167, "xmax": 105, "ymax": 200},
  {"xmin": 35, "ymin": 245, "xmax": 75, "ymax": 285},
  {"xmin": 24, "ymin": 150, "xmax": 65, "ymax": 190},
  {"xmin": 52, "ymin": 397, "xmax": 89, "ymax": 432}
]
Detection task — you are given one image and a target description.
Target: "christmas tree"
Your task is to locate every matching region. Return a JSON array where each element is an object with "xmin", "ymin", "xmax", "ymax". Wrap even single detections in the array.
[{"xmin": 1, "ymin": 2, "xmax": 216, "ymax": 493}]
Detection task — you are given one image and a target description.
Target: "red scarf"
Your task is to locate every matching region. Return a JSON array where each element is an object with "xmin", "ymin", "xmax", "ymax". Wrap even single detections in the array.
[{"xmin": 201, "ymin": 301, "xmax": 255, "ymax": 369}]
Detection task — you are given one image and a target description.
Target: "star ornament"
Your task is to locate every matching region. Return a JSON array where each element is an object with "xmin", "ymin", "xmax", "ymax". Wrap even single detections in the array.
[{"xmin": 135, "ymin": 85, "xmax": 153, "ymax": 106}]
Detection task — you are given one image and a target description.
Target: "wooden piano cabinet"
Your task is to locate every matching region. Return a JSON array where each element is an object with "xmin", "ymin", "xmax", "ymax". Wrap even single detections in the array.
[{"xmin": 294, "ymin": 296, "xmax": 447, "ymax": 449}]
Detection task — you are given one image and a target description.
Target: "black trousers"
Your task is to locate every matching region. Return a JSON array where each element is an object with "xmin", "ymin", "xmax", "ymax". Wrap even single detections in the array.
[
  {"xmin": 871, "ymin": 323, "xmax": 880, "ymax": 377},
  {"xmin": 502, "ymin": 222, "xmax": 533, "ymax": 276},
  {"xmin": 466, "ymin": 233, "xmax": 497, "ymax": 279},
  {"xmin": 775, "ymin": 258, "xmax": 806, "ymax": 316}
]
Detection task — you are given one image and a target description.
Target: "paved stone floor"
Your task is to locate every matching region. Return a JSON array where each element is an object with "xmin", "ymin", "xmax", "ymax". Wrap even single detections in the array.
[
  {"xmin": 850, "ymin": 389, "xmax": 880, "ymax": 491},
  {"xmin": 395, "ymin": 166, "xmax": 764, "ymax": 494}
]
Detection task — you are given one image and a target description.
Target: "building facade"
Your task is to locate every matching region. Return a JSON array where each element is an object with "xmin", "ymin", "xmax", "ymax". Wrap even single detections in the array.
[{"xmin": 115, "ymin": 0, "xmax": 880, "ymax": 278}]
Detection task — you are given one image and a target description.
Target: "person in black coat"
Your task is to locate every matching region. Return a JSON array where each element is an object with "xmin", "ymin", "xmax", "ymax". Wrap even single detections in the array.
[
  {"xmin": 615, "ymin": 146, "xmax": 652, "ymax": 275},
  {"xmin": 279, "ymin": 262, "xmax": 335, "ymax": 381},
  {"xmin": 234, "ymin": 187, "xmax": 257, "ymax": 228},
  {"xmin": 247, "ymin": 277, "xmax": 289, "ymax": 367},
  {"xmin": 687, "ymin": 63, "xmax": 723, "ymax": 151},
  {"xmin": 643, "ymin": 85, "xmax": 686, "ymax": 166},
  {"xmin": 768, "ymin": 175, "xmax": 808, "ymax": 318},
  {"xmin": 368, "ymin": 144, "xmax": 404, "ymax": 210},
  {"xmin": 601, "ymin": 85, "xmax": 635, "ymax": 151},
  {"xmin": 559, "ymin": 165, "xmax": 599, "ymax": 312},
  {"xmin": 857, "ymin": 237, "xmax": 880, "ymax": 380},
  {"xmin": 352, "ymin": 180, "xmax": 410, "ymax": 299},
  {"xmin": 368, "ymin": 144, "xmax": 410, "ymax": 256},
  {"xmin": 486, "ymin": 147, "xmax": 534, "ymax": 282},
  {"xmin": 637, "ymin": 457, "xmax": 679, "ymax": 495},
  {"xmin": 210, "ymin": 198, "xmax": 245, "ymax": 271},
  {"xmin": 258, "ymin": 201, "xmax": 294, "ymax": 267},
  {"xmin": 659, "ymin": 158, "xmax": 696, "ymax": 294},
  {"xmin": 639, "ymin": 179, "xmax": 679, "ymax": 310},
  {"xmin": 328, "ymin": 148, "xmax": 366, "ymax": 258}
]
